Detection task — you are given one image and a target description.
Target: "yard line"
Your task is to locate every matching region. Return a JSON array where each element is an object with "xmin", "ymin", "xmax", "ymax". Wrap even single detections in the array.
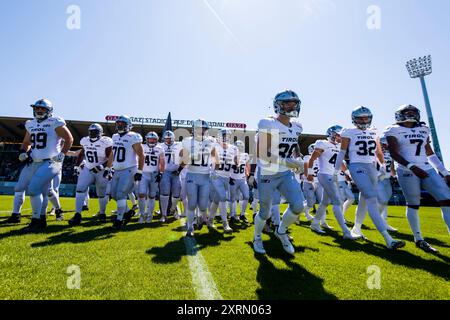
[{"xmin": 180, "ymin": 218, "xmax": 222, "ymax": 300}]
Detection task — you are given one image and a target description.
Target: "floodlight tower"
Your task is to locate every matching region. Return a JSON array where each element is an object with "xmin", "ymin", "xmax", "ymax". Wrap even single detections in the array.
[{"xmin": 406, "ymin": 55, "xmax": 443, "ymax": 161}]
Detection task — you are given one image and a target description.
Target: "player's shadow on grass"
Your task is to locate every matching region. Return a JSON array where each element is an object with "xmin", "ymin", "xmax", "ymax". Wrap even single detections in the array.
[
  {"xmin": 321, "ymin": 237, "xmax": 450, "ymax": 280},
  {"xmin": 29, "ymin": 222, "xmax": 149, "ymax": 248},
  {"xmin": 146, "ymin": 228, "xmax": 235, "ymax": 264},
  {"xmin": 387, "ymin": 230, "xmax": 450, "ymax": 249},
  {"xmin": 251, "ymin": 247, "xmax": 336, "ymax": 299},
  {"xmin": 0, "ymin": 224, "xmax": 69, "ymax": 241}
]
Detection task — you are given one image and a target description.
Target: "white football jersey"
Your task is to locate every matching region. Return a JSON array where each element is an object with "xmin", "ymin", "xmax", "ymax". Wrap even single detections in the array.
[
  {"xmin": 143, "ymin": 144, "xmax": 164, "ymax": 173},
  {"xmin": 337, "ymin": 170, "xmax": 347, "ymax": 182},
  {"xmin": 314, "ymin": 139, "xmax": 340, "ymax": 175},
  {"xmin": 214, "ymin": 143, "xmax": 238, "ymax": 178},
  {"xmin": 340, "ymin": 127, "xmax": 378, "ymax": 164},
  {"xmin": 383, "ymin": 124, "xmax": 432, "ymax": 171},
  {"xmin": 160, "ymin": 142, "xmax": 182, "ymax": 171},
  {"xmin": 231, "ymin": 152, "xmax": 250, "ymax": 180},
  {"xmin": 80, "ymin": 136, "xmax": 113, "ymax": 169},
  {"xmin": 257, "ymin": 117, "xmax": 303, "ymax": 175},
  {"xmin": 304, "ymin": 154, "xmax": 319, "ymax": 182},
  {"xmin": 377, "ymin": 150, "xmax": 393, "ymax": 179},
  {"xmin": 25, "ymin": 116, "xmax": 66, "ymax": 160},
  {"xmin": 111, "ymin": 132, "xmax": 143, "ymax": 170},
  {"xmin": 182, "ymin": 137, "xmax": 216, "ymax": 174}
]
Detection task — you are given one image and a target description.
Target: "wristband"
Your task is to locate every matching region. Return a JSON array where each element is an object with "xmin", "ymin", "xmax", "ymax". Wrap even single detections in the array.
[
  {"xmin": 136, "ymin": 169, "xmax": 143, "ymax": 174},
  {"xmin": 406, "ymin": 163, "xmax": 415, "ymax": 170}
]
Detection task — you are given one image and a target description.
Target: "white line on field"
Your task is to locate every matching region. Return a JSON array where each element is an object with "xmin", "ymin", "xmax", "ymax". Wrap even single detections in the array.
[
  {"xmin": 180, "ymin": 218, "xmax": 222, "ymax": 300},
  {"xmin": 0, "ymin": 209, "xmax": 32, "ymax": 213}
]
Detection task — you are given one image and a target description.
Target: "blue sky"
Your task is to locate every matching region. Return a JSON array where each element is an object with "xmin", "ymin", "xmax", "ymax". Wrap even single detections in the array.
[{"xmin": 1, "ymin": 0, "xmax": 450, "ymax": 165}]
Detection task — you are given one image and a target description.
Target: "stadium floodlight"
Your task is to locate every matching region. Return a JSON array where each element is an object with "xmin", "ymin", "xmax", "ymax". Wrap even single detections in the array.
[{"xmin": 405, "ymin": 55, "xmax": 443, "ymax": 162}]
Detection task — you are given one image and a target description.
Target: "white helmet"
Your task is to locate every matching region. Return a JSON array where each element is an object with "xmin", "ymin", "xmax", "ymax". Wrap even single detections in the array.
[
  {"xmin": 308, "ymin": 143, "xmax": 315, "ymax": 155},
  {"xmin": 163, "ymin": 130, "xmax": 175, "ymax": 145},
  {"xmin": 351, "ymin": 106, "xmax": 373, "ymax": 130},
  {"xmin": 115, "ymin": 115, "xmax": 132, "ymax": 133},
  {"xmin": 146, "ymin": 131, "xmax": 159, "ymax": 147},
  {"xmin": 88, "ymin": 123, "xmax": 103, "ymax": 139},
  {"xmin": 395, "ymin": 104, "xmax": 421, "ymax": 124},
  {"xmin": 30, "ymin": 98, "xmax": 53, "ymax": 120},
  {"xmin": 219, "ymin": 129, "xmax": 232, "ymax": 143},
  {"xmin": 273, "ymin": 90, "xmax": 301, "ymax": 118},
  {"xmin": 192, "ymin": 119, "xmax": 210, "ymax": 140},
  {"xmin": 234, "ymin": 140, "xmax": 245, "ymax": 152}
]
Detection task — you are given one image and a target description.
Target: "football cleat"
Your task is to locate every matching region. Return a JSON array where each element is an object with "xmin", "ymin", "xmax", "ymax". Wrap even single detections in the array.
[
  {"xmin": 239, "ymin": 215, "xmax": 249, "ymax": 223},
  {"xmin": 388, "ymin": 240, "xmax": 406, "ymax": 250},
  {"xmin": 131, "ymin": 204, "xmax": 139, "ymax": 212},
  {"xmin": 112, "ymin": 219, "xmax": 123, "ymax": 230},
  {"xmin": 146, "ymin": 213, "xmax": 153, "ymax": 223},
  {"xmin": 321, "ymin": 222, "xmax": 334, "ymax": 230},
  {"xmin": 386, "ymin": 225, "xmax": 398, "ymax": 232},
  {"xmin": 229, "ymin": 216, "xmax": 240, "ymax": 224},
  {"xmin": 123, "ymin": 210, "xmax": 134, "ymax": 226},
  {"xmin": 253, "ymin": 238, "xmax": 266, "ymax": 254},
  {"xmin": 304, "ymin": 212, "xmax": 314, "ymax": 221},
  {"xmin": 138, "ymin": 216, "xmax": 145, "ymax": 224},
  {"xmin": 274, "ymin": 229, "xmax": 295, "ymax": 255},
  {"xmin": 416, "ymin": 240, "xmax": 438, "ymax": 253},
  {"xmin": 68, "ymin": 213, "xmax": 82, "ymax": 226},
  {"xmin": 6, "ymin": 213, "xmax": 21, "ymax": 224},
  {"xmin": 48, "ymin": 207, "xmax": 55, "ymax": 216},
  {"xmin": 311, "ymin": 222, "xmax": 326, "ymax": 234},
  {"xmin": 97, "ymin": 213, "xmax": 107, "ymax": 223},
  {"xmin": 186, "ymin": 228, "xmax": 195, "ymax": 238},
  {"xmin": 160, "ymin": 215, "xmax": 166, "ymax": 223},
  {"xmin": 21, "ymin": 217, "xmax": 46, "ymax": 233},
  {"xmin": 55, "ymin": 209, "xmax": 64, "ymax": 221},
  {"xmin": 343, "ymin": 231, "xmax": 362, "ymax": 240},
  {"xmin": 223, "ymin": 223, "xmax": 233, "ymax": 234},
  {"xmin": 82, "ymin": 205, "xmax": 89, "ymax": 212},
  {"xmin": 207, "ymin": 219, "xmax": 216, "ymax": 229}
]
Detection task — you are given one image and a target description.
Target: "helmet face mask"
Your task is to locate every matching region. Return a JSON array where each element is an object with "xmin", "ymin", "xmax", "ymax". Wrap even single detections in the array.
[
  {"xmin": 163, "ymin": 131, "xmax": 175, "ymax": 145},
  {"xmin": 352, "ymin": 106, "xmax": 373, "ymax": 130},
  {"xmin": 219, "ymin": 129, "xmax": 232, "ymax": 144},
  {"xmin": 274, "ymin": 90, "xmax": 301, "ymax": 118},
  {"xmin": 192, "ymin": 119, "xmax": 209, "ymax": 141},
  {"xmin": 395, "ymin": 105, "xmax": 421, "ymax": 124},
  {"xmin": 308, "ymin": 144, "xmax": 315, "ymax": 155},
  {"xmin": 115, "ymin": 115, "xmax": 132, "ymax": 134},
  {"xmin": 326, "ymin": 125, "xmax": 343, "ymax": 143},
  {"xmin": 88, "ymin": 123, "xmax": 103, "ymax": 140},
  {"xmin": 146, "ymin": 132, "xmax": 159, "ymax": 147},
  {"xmin": 235, "ymin": 140, "xmax": 245, "ymax": 152},
  {"xmin": 31, "ymin": 99, "xmax": 53, "ymax": 121}
]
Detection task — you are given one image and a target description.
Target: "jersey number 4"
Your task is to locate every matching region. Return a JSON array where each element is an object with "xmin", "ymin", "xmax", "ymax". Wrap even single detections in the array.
[{"xmin": 30, "ymin": 132, "xmax": 47, "ymax": 150}]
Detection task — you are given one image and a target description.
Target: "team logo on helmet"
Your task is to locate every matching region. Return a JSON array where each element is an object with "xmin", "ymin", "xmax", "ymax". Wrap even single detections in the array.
[
  {"xmin": 273, "ymin": 90, "xmax": 301, "ymax": 118},
  {"xmin": 326, "ymin": 125, "xmax": 343, "ymax": 143},
  {"xmin": 351, "ymin": 106, "xmax": 373, "ymax": 131},
  {"xmin": 30, "ymin": 98, "xmax": 53, "ymax": 121},
  {"xmin": 395, "ymin": 104, "xmax": 421, "ymax": 124},
  {"xmin": 146, "ymin": 131, "xmax": 159, "ymax": 147},
  {"xmin": 88, "ymin": 123, "xmax": 103, "ymax": 140},
  {"xmin": 115, "ymin": 115, "xmax": 132, "ymax": 134}
]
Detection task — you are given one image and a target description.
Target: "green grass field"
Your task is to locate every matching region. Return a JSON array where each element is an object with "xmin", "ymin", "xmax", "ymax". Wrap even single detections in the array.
[{"xmin": 0, "ymin": 195, "xmax": 449, "ymax": 300}]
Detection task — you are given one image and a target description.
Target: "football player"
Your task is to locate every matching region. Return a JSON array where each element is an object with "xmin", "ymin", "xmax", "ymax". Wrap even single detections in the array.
[
  {"xmin": 180, "ymin": 119, "xmax": 217, "ymax": 237},
  {"xmin": 210, "ymin": 129, "xmax": 237, "ymax": 233},
  {"xmin": 159, "ymin": 130, "xmax": 182, "ymax": 222},
  {"xmin": 333, "ymin": 106, "xmax": 405, "ymax": 250},
  {"xmin": 253, "ymin": 90, "xmax": 305, "ymax": 255},
  {"xmin": 68, "ymin": 123, "xmax": 113, "ymax": 225},
  {"xmin": 337, "ymin": 167, "xmax": 355, "ymax": 224},
  {"xmin": 229, "ymin": 140, "xmax": 251, "ymax": 223},
  {"xmin": 16, "ymin": 99, "xmax": 73, "ymax": 232},
  {"xmin": 104, "ymin": 115, "xmax": 144, "ymax": 229},
  {"xmin": 307, "ymin": 125, "xmax": 359, "ymax": 239},
  {"xmin": 299, "ymin": 143, "xmax": 319, "ymax": 222},
  {"xmin": 138, "ymin": 132, "xmax": 165, "ymax": 223},
  {"xmin": 384, "ymin": 105, "xmax": 450, "ymax": 252}
]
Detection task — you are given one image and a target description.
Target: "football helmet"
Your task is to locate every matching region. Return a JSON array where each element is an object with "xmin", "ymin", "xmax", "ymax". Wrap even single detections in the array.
[
  {"xmin": 192, "ymin": 119, "xmax": 210, "ymax": 140},
  {"xmin": 326, "ymin": 125, "xmax": 343, "ymax": 143},
  {"xmin": 163, "ymin": 130, "xmax": 175, "ymax": 145},
  {"xmin": 30, "ymin": 98, "xmax": 53, "ymax": 120},
  {"xmin": 273, "ymin": 90, "xmax": 301, "ymax": 118},
  {"xmin": 219, "ymin": 129, "xmax": 232, "ymax": 143},
  {"xmin": 234, "ymin": 140, "xmax": 245, "ymax": 153},
  {"xmin": 395, "ymin": 104, "xmax": 421, "ymax": 124},
  {"xmin": 146, "ymin": 131, "xmax": 159, "ymax": 147},
  {"xmin": 88, "ymin": 123, "xmax": 103, "ymax": 139},
  {"xmin": 379, "ymin": 133, "xmax": 388, "ymax": 147},
  {"xmin": 308, "ymin": 143, "xmax": 315, "ymax": 155},
  {"xmin": 351, "ymin": 106, "xmax": 373, "ymax": 130},
  {"xmin": 115, "ymin": 115, "xmax": 132, "ymax": 133}
]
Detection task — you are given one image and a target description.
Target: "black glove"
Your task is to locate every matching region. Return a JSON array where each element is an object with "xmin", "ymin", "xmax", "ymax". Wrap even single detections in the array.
[
  {"xmin": 253, "ymin": 181, "xmax": 258, "ymax": 189},
  {"xmin": 74, "ymin": 166, "xmax": 81, "ymax": 176},
  {"xmin": 155, "ymin": 172, "xmax": 162, "ymax": 183},
  {"xmin": 172, "ymin": 166, "xmax": 183, "ymax": 176},
  {"xmin": 134, "ymin": 172, "xmax": 142, "ymax": 181},
  {"xmin": 103, "ymin": 167, "xmax": 113, "ymax": 180},
  {"xmin": 229, "ymin": 178, "xmax": 235, "ymax": 185},
  {"xmin": 90, "ymin": 165, "xmax": 104, "ymax": 174}
]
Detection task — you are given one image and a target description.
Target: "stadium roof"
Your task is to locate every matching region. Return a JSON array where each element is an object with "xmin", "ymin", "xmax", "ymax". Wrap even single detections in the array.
[{"xmin": 0, "ymin": 116, "xmax": 325, "ymax": 154}]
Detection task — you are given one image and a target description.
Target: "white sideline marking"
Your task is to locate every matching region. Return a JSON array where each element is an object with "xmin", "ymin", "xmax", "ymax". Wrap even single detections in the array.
[{"xmin": 180, "ymin": 218, "xmax": 222, "ymax": 300}]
